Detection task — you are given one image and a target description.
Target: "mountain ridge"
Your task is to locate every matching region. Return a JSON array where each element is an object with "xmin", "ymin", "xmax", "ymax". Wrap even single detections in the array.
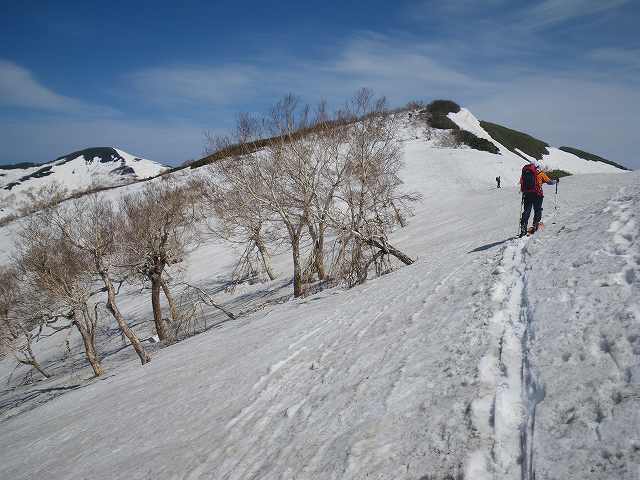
[
  {"xmin": 0, "ymin": 146, "xmax": 168, "ymax": 223},
  {"xmin": 0, "ymin": 106, "xmax": 630, "ymax": 226}
]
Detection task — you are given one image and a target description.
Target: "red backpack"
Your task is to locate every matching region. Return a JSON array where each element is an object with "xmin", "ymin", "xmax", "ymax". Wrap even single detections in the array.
[{"xmin": 520, "ymin": 163, "xmax": 538, "ymax": 194}]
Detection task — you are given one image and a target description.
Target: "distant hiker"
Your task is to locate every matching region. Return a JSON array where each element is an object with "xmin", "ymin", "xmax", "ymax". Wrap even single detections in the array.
[
  {"xmin": 519, "ymin": 161, "xmax": 557, "ymax": 237},
  {"xmin": 496, "ymin": 176, "xmax": 501, "ymax": 188}
]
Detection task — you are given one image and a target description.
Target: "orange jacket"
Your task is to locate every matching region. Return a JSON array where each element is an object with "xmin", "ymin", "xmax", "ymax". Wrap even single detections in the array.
[{"xmin": 536, "ymin": 170, "xmax": 552, "ymax": 196}]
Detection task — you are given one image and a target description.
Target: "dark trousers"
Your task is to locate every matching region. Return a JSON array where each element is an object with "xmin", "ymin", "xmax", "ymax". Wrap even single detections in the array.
[{"xmin": 521, "ymin": 192, "xmax": 543, "ymax": 229}]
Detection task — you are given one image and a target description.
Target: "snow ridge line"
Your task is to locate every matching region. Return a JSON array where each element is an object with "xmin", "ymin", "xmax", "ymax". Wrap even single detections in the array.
[{"xmin": 466, "ymin": 237, "xmax": 544, "ymax": 480}]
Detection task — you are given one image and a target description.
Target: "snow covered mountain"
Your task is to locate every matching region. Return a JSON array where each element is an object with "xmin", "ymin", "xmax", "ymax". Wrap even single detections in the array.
[
  {"xmin": 0, "ymin": 147, "xmax": 168, "ymax": 221},
  {"xmin": 0, "ymin": 109, "xmax": 628, "ymax": 225},
  {"xmin": 0, "ymin": 106, "xmax": 637, "ymax": 480}
]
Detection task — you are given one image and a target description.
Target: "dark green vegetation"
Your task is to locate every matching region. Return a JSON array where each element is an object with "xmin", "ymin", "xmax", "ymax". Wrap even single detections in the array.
[
  {"xmin": 453, "ymin": 130, "xmax": 499, "ymax": 154},
  {"xmin": 418, "ymin": 100, "xmax": 498, "ymax": 153},
  {"xmin": 0, "ymin": 162, "xmax": 40, "ymax": 170},
  {"xmin": 425, "ymin": 100, "xmax": 461, "ymax": 130},
  {"xmin": 55, "ymin": 147, "xmax": 134, "ymax": 166},
  {"xmin": 4, "ymin": 166, "xmax": 54, "ymax": 191},
  {"xmin": 480, "ymin": 121, "xmax": 549, "ymax": 160},
  {"xmin": 188, "ymin": 115, "xmax": 358, "ymax": 170},
  {"xmin": 426, "ymin": 100, "xmax": 461, "ymax": 116},
  {"xmin": 428, "ymin": 115, "xmax": 459, "ymax": 130},
  {"xmin": 187, "ymin": 138, "xmax": 273, "ymax": 170},
  {"xmin": 559, "ymin": 146, "xmax": 629, "ymax": 171},
  {"xmin": 547, "ymin": 169, "xmax": 572, "ymax": 180}
]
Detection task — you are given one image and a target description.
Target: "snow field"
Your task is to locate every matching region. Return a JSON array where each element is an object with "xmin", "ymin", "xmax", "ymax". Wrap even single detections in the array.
[
  {"xmin": 0, "ymin": 109, "xmax": 636, "ymax": 479},
  {"xmin": 523, "ymin": 177, "xmax": 640, "ymax": 479}
]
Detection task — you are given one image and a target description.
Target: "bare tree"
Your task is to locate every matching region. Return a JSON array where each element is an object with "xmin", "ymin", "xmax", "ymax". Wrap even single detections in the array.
[
  {"xmin": 15, "ymin": 214, "xmax": 107, "ymax": 376},
  {"xmin": 329, "ymin": 89, "xmax": 420, "ymax": 285},
  {"xmin": 206, "ymin": 90, "xmax": 418, "ymax": 296},
  {"xmin": 119, "ymin": 181, "xmax": 200, "ymax": 343},
  {"xmin": 206, "ymin": 98, "xmax": 314, "ymax": 297},
  {"xmin": 203, "ymin": 177, "xmax": 276, "ymax": 286},
  {"xmin": 204, "ymin": 119, "xmax": 279, "ymax": 285},
  {"xmin": 301, "ymin": 101, "xmax": 353, "ymax": 281},
  {"xmin": 51, "ymin": 198, "xmax": 151, "ymax": 365},
  {"xmin": 0, "ymin": 266, "xmax": 51, "ymax": 379},
  {"xmin": 17, "ymin": 181, "xmax": 69, "ymax": 217}
]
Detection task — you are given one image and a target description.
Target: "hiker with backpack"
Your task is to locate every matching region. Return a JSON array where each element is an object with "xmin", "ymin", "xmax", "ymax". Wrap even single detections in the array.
[
  {"xmin": 519, "ymin": 161, "xmax": 557, "ymax": 237},
  {"xmin": 496, "ymin": 176, "xmax": 501, "ymax": 188}
]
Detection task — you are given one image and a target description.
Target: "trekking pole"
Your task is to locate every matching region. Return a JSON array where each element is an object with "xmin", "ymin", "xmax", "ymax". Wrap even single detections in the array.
[
  {"xmin": 517, "ymin": 194, "xmax": 524, "ymax": 236},
  {"xmin": 554, "ymin": 180, "xmax": 559, "ymax": 212}
]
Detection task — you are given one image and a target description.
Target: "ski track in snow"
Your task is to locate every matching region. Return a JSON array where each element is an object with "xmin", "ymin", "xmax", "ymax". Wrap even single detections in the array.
[
  {"xmin": 468, "ymin": 180, "xmax": 640, "ymax": 480},
  {"xmin": 467, "ymin": 235, "xmax": 542, "ymax": 480},
  {"xmin": 520, "ymin": 180, "xmax": 640, "ymax": 479},
  {"xmin": 606, "ymin": 187, "xmax": 639, "ymax": 289}
]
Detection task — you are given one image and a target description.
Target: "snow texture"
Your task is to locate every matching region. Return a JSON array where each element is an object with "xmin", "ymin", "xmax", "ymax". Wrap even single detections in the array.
[{"xmin": 0, "ymin": 109, "xmax": 637, "ymax": 480}]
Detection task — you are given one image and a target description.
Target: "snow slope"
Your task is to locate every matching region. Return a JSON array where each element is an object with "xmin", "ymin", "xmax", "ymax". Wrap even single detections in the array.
[
  {"xmin": 0, "ymin": 147, "xmax": 168, "ymax": 221},
  {"xmin": 448, "ymin": 108, "xmax": 626, "ymax": 176},
  {"xmin": 0, "ymin": 109, "xmax": 637, "ymax": 479}
]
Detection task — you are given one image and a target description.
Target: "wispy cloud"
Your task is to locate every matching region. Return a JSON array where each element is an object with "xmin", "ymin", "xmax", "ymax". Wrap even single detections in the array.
[
  {"xmin": 331, "ymin": 34, "xmax": 485, "ymax": 88},
  {"xmin": 468, "ymin": 74, "xmax": 640, "ymax": 168},
  {"xmin": 125, "ymin": 33, "xmax": 488, "ymax": 112},
  {"xmin": 588, "ymin": 47, "xmax": 640, "ymax": 70},
  {"xmin": 525, "ymin": 0, "xmax": 629, "ymax": 29},
  {"xmin": 405, "ymin": 0, "xmax": 630, "ymax": 36},
  {"xmin": 2, "ymin": 33, "xmax": 491, "ymax": 165},
  {"xmin": 0, "ymin": 59, "xmax": 113, "ymax": 114},
  {"xmin": 404, "ymin": 0, "xmax": 509, "ymax": 20},
  {"xmin": 128, "ymin": 65, "xmax": 261, "ymax": 107}
]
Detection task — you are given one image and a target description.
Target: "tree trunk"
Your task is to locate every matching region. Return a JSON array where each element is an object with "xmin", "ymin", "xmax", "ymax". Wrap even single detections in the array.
[
  {"xmin": 24, "ymin": 337, "xmax": 50, "ymax": 379},
  {"xmin": 332, "ymin": 236, "xmax": 349, "ymax": 277},
  {"xmin": 306, "ymin": 222, "xmax": 326, "ymax": 281},
  {"xmin": 391, "ymin": 200, "xmax": 406, "ymax": 228},
  {"xmin": 30, "ymin": 360, "xmax": 50, "ymax": 379},
  {"xmin": 381, "ymin": 242, "xmax": 413, "ymax": 266},
  {"xmin": 315, "ymin": 224, "xmax": 327, "ymax": 280},
  {"xmin": 291, "ymin": 235, "xmax": 303, "ymax": 297},
  {"xmin": 160, "ymin": 277, "xmax": 179, "ymax": 324},
  {"xmin": 73, "ymin": 319, "xmax": 104, "ymax": 377},
  {"xmin": 99, "ymin": 271, "xmax": 151, "ymax": 365},
  {"xmin": 150, "ymin": 274, "xmax": 172, "ymax": 343},
  {"xmin": 363, "ymin": 235, "xmax": 414, "ymax": 266},
  {"xmin": 255, "ymin": 236, "xmax": 277, "ymax": 280}
]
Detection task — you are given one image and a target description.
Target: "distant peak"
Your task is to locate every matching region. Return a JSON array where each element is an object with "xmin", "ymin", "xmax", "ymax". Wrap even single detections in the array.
[{"xmin": 54, "ymin": 147, "xmax": 126, "ymax": 166}]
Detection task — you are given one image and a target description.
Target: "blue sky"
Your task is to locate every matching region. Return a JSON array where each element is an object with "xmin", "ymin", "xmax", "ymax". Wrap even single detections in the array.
[{"xmin": 1, "ymin": 0, "xmax": 639, "ymax": 168}]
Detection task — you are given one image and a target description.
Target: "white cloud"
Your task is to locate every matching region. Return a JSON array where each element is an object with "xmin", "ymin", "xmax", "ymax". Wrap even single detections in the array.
[
  {"xmin": 331, "ymin": 35, "xmax": 486, "ymax": 89},
  {"xmin": 0, "ymin": 59, "xmax": 94, "ymax": 113},
  {"xmin": 125, "ymin": 34, "xmax": 487, "ymax": 111},
  {"xmin": 128, "ymin": 65, "xmax": 261, "ymax": 106},
  {"xmin": 3, "ymin": 31, "xmax": 638, "ymax": 171},
  {"xmin": 468, "ymin": 75, "xmax": 640, "ymax": 169},
  {"xmin": 2, "ymin": 34, "xmax": 489, "ymax": 166},
  {"xmin": 525, "ymin": 0, "xmax": 629, "ymax": 29},
  {"xmin": 588, "ymin": 47, "xmax": 640, "ymax": 69},
  {"xmin": 403, "ymin": 0, "xmax": 508, "ymax": 20}
]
